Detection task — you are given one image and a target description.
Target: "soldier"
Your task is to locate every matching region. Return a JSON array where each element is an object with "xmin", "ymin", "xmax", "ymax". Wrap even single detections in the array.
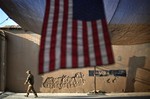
[{"xmin": 24, "ymin": 70, "xmax": 38, "ymax": 98}]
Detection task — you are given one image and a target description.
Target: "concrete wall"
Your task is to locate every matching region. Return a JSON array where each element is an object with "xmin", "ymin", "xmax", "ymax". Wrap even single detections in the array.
[
  {"xmin": 3, "ymin": 29, "xmax": 42, "ymax": 92},
  {"xmin": 1, "ymin": 28, "xmax": 150, "ymax": 93},
  {"xmin": 113, "ymin": 44, "xmax": 150, "ymax": 92},
  {"xmin": 0, "ymin": 30, "xmax": 6, "ymax": 91}
]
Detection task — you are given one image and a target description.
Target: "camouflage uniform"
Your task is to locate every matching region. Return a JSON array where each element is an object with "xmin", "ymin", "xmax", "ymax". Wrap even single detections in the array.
[{"xmin": 24, "ymin": 70, "xmax": 38, "ymax": 98}]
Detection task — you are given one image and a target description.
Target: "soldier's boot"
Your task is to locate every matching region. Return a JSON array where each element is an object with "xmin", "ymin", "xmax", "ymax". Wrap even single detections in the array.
[
  {"xmin": 24, "ymin": 93, "xmax": 29, "ymax": 97},
  {"xmin": 34, "ymin": 93, "xmax": 38, "ymax": 98}
]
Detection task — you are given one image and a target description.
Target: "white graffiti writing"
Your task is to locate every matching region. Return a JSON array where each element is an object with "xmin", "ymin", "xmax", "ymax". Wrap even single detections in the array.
[{"xmin": 43, "ymin": 72, "xmax": 85, "ymax": 89}]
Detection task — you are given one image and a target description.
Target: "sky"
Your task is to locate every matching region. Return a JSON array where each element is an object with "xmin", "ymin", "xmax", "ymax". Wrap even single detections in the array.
[{"xmin": 0, "ymin": 8, "xmax": 18, "ymax": 27}]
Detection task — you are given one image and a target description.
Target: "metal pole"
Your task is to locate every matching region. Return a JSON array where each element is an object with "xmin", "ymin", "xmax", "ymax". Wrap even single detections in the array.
[{"xmin": 94, "ymin": 66, "xmax": 97, "ymax": 93}]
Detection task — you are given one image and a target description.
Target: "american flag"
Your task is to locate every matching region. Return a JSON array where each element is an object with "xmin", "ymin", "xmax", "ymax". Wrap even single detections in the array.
[{"xmin": 39, "ymin": 0, "xmax": 114, "ymax": 74}]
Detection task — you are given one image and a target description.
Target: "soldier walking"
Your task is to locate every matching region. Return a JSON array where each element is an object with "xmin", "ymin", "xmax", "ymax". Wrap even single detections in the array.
[{"xmin": 24, "ymin": 70, "xmax": 38, "ymax": 98}]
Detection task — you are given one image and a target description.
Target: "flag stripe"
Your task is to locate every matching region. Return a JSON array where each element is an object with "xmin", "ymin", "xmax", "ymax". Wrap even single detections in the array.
[
  {"xmin": 77, "ymin": 21, "xmax": 84, "ymax": 67},
  {"xmin": 72, "ymin": 20, "xmax": 78, "ymax": 68},
  {"xmin": 60, "ymin": 0, "xmax": 68, "ymax": 68},
  {"xmin": 66, "ymin": 0, "xmax": 73, "ymax": 68},
  {"xmin": 91, "ymin": 21, "xmax": 102, "ymax": 65},
  {"xmin": 39, "ymin": 0, "xmax": 50, "ymax": 74},
  {"xmin": 82, "ymin": 21, "xmax": 90, "ymax": 66},
  {"xmin": 87, "ymin": 22, "xmax": 96, "ymax": 66},
  {"xmin": 97, "ymin": 20, "xmax": 108, "ymax": 64},
  {"xmin": 101, "ymin": 19, "xmax": 114, "ymax": 64},
  {"xmin": 55, "ymin": 0, "xmax": 64, "ymax": 70},
  {"xmin": 49, "ymin": 0, "xmax": 59, "ymax": 71},
  {"xmin": 43, "ymin": 0, "xmax": 55, "ymax": 72}
]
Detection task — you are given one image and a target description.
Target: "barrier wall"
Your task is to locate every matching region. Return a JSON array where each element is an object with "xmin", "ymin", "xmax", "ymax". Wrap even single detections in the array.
[{"xmin": 1, "ymin": 28, "xmax": 150, "ymax": 93}]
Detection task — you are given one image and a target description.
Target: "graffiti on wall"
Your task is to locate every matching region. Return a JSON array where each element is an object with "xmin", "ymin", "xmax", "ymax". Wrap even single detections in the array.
[{"xmin": 43, "ymin": 72, "xmax": 85, "ymax": 89}]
